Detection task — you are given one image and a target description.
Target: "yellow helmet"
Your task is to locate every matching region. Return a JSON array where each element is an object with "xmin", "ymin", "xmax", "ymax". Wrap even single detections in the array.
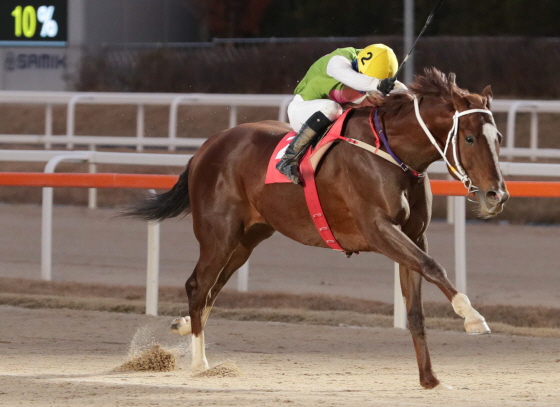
[{"xmin": 357, "ymin": 44, "xmax": 398, "ymax": 79}]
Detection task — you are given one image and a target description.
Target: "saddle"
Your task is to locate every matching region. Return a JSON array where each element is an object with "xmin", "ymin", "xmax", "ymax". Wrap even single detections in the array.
[{"xmin": 266, "ymin": 110, "xmax": 356, "ymax": 256}]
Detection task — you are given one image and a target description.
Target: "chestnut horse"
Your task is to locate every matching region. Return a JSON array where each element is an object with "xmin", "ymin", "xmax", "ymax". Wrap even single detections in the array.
[{"xmin": 124, "ymin": 68, "xmax": 509, "ymax": 389}]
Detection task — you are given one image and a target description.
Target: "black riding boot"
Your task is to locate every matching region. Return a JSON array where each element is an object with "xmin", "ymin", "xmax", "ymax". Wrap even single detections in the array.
[{"xmin": 276, "ymin": 111, "xmax": 332, "ymax": 184}]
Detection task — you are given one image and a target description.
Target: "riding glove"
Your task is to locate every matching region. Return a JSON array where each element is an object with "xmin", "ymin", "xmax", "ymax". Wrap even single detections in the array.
[{"xmin": 377, "ymin": 77, "xmax": 396, "ymax": 95}]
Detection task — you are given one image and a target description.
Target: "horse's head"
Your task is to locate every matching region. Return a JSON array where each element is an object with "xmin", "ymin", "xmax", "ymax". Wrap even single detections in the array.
[{"xmin": 448, "ymin": 79, "xmax": 509, "ymax": 218}]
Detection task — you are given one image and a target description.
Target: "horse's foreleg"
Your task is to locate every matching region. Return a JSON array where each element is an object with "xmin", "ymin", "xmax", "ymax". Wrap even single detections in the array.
[
  {"xmin": 374, "ymin": 220, "xmax": 489, "ymax": 335},
  {"xmin": 399, "ymin": 264, "xmax": 441, "ymax": 389},
  {"xmin": 451, "ymin": 293, "xmax": 490, "ymax": 334}
]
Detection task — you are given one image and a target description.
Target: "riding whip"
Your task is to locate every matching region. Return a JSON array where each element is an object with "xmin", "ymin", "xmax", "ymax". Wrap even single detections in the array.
[{"xmin": 393, "ymin": 0, "xmax": 445, "ymax": 80}]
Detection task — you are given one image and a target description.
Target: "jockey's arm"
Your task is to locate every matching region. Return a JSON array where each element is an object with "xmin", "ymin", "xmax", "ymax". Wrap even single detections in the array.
[{"xmin": 326, "ymin": 55, "xmax": 407, "ymax": 100}]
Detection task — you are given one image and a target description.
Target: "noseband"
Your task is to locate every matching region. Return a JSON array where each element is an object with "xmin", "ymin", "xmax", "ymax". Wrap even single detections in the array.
[{"xmin": 413, "ymin": 95, "xmax": 494, "ymax": 199}]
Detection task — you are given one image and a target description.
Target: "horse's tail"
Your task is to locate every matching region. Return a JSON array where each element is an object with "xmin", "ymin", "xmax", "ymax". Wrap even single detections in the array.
[{"xmin": 122, "ymin": 159, "xmax": 192, "ymax": 222}]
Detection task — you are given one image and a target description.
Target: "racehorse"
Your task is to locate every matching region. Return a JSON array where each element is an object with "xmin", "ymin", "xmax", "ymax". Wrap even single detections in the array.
[{"xmin": 124, "ymin": 68, "xmax": 509, "ymax": 389}]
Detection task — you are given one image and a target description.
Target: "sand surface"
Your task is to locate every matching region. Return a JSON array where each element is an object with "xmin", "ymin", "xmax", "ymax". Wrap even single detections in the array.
[
  {"xmin": 0, "ymin": 305, "xmax": 559, "ymax": 406},
  {"xmin": 1, "ymin": 204, "xmax": 560, "ymax": 405}
]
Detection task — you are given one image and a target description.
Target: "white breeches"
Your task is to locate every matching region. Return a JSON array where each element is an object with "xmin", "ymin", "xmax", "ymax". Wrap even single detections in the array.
[{"xmin": 287, "ymin": 94, "xmax": 344, "ymax": 132}]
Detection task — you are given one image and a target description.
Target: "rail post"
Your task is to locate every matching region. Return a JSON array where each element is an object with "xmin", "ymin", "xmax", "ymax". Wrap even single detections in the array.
[
  {"xmin": 506, "ymin": 101, "xmax": 537, "ymax": 161},
  {"xmin": 45, "ymin": 104, "xmax": 53, "ymax": 150},
  {"xmin": 278, "ymin": 96, "xmax": 292, "ymax": 123},
  {"xmin": 146, "ymin": 215, "xmax": 160, "ymax": 316},
  {"xmin": 66, "ymin": 94, "xmax": 95, "ymax": 149},
  {"xmin": 393, "ymin": 263, "xmax": 407, "ymax": 329},
  {"xmin": 530, "ymin": 110, "xmax": 538, "ymax": 162},
  {"xmin": 169, "ymin": 95, "xmax": 199, "ymax": 152},
  {"xmin": 237, "ymin": 261, "xmax": 249, "ymax": 292},
  {"xmin": 454, "ymin": 196, "xmax": 467, "ymax": 293},
  {"xmin": 41, "ymin": 153, "xmax": 91, "ymax": 280},
  {"xmin": 136, "ymin": 104, "xmax": 145, "ymax": 152},
  {"xmin": 229, "ymin": 105, "xmax": 238, "ymax": 128}
]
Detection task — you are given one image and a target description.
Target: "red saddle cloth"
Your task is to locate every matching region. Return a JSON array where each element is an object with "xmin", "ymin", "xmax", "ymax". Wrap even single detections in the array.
[
  {"xmin": 265, "ymin": 132, "xmax": 297, "ymax": 184},
  {"xmin": 265, "ymin": 110, "xmax": 354, "ymax": 254}
]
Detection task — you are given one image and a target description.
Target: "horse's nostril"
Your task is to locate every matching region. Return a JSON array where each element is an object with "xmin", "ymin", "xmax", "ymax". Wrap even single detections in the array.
[
  {"xmin": 485, "ymin": 191, "xmax": 499, "ymax": 203},
  {"xmin": 486, "ymin": 190, "xmax": 509, "ymax": 205}
]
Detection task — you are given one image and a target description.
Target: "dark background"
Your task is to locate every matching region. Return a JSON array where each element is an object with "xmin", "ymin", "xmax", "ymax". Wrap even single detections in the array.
[
  {"xmin": 77, "ymin": 1, "xmax": 560, "ymax": 98},
  {"xmin": 184, "ymin": 0, "xmax": 560, "ymax": 39}
]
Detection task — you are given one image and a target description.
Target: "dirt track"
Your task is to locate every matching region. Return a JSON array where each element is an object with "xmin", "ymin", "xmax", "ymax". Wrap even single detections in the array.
[
  {"xmin": 1, "ymin": 305, "xmax": 559, "ymax": 406},
  {"xmin": 1, "ymin": 204, "xmax": 560, "ymax": 405}
]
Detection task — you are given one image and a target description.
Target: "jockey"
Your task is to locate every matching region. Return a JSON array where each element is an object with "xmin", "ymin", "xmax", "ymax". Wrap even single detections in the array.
[{"xmin": 276, "ymin": 44, "xmax": 407, "ymax": 184}]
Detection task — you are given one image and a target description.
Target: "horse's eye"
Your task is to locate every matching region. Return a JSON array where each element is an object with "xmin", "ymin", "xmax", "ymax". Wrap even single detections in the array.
[{"xmin": 465, "ymin": 135, "xmax": 475, "ymax": 144}]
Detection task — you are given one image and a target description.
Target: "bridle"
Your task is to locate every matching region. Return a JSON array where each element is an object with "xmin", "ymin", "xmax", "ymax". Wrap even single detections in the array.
[{"xmin": 413, "ymin": 95, "xmax": 494, "ymax": 199}]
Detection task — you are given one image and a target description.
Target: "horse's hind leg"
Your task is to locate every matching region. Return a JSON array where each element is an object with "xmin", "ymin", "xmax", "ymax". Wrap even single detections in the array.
[
  {"xmin": 185, "ymin": 246, "xmax": 242, "ymax": 371},
  {"xmin": 205, "ymin": 224, "xmax": 275, "ymax": 305},
  {"xmin": 172, "ymin": 223, "xmax": 274, "ymax": 371}
]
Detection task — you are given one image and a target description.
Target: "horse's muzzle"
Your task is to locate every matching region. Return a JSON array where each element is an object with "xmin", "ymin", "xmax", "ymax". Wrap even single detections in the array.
[{"xmin": 476, "ymin": 187, "xmax": 509, "ymax": 218}]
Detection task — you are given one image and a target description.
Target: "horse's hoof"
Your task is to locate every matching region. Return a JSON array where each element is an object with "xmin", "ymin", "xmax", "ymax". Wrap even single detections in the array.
[
  {"xmin": 465, "ymin": 319, "xmax": 491, "ymax": 335},
  {"xmin": 192, "ymin": 360, "xmax": 210, "ymax": 372},
  {"xmin": 170, "ymin": 316, "xmax": 192, "ymax": 336},
  {"xmin": 433, "ymin": 383, "xmax": 453, "ymax": 390}
]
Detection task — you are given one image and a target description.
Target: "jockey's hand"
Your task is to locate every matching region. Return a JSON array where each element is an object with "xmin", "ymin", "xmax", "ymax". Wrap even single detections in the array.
[{"xmin": 377, "ymin": 77, "xmax": 396, "ymax": 95}]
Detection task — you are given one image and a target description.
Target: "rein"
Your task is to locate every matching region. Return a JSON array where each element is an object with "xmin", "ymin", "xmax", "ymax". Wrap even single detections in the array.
[
  {"xmin": 336, "ymin": 108, "xmax": 424, "ymax": 177},
  {"xmin": 412, "ymin": 95, "xmax": 494, "ymax": 197}
]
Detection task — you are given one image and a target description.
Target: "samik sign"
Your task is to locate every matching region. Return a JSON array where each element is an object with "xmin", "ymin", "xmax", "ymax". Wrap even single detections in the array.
[{"xmin": 0, "ymin": 0, "xmax": 67, "ymax": 46}]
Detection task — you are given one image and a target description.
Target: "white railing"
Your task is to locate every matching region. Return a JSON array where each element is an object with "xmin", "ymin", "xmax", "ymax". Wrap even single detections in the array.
[
  {"xmin": 0, "ymin": 91, "xmax": 560, "ymax": 159},
  {"xmin": 2, "ymin": 149, "xmax": 560, "ymax": 321},
  {"xmin": 494, "ymin": 100, "xmax": 560, "ymax": 161},
  {"xmin": 0, "ymin": 91, "xmax": 293, "ymax": 151}
]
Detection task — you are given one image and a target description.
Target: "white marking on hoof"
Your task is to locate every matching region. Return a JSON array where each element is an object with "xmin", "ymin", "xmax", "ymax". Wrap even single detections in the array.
[
  {"xmin": 451, "ymin": 293, "xmax": 491, "ymax": 334},
  {"xmin": 191, "ymin": 333, "xmax": 209, "ymax": 371},
  {"xmin": 170, "ymin": 316, "xmax": 192, "ymax": 336},
  {"xmin": 434, "ymin": 382, "xmax": 453, "ymax": 390},
  {"xmin": 465, "ymin": 319, "xmax": 491, "ymax": 335}
]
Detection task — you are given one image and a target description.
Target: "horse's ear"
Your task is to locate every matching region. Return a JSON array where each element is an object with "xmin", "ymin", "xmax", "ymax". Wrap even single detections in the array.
[
  {"xmin": 450, "ymin": 86, "xmax": 468, "ymax": 112},
  {"xmin": 448, "ymin": 72, "xmax": 457, "ymax": 85},
  {"xmin": 482, "ymin": 85, "xmax": 493, "ymax": 109}
]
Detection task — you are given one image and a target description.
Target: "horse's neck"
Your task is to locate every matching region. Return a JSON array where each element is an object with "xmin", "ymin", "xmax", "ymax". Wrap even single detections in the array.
[{"xmin": 382, "ymin": 104, "xmax": 452, "ymax": 173}]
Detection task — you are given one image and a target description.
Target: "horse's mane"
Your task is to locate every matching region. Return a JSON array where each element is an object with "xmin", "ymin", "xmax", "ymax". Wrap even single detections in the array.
[{"xmin": 366, "ymin": 67, "xmax": 468, "ymax": 119}]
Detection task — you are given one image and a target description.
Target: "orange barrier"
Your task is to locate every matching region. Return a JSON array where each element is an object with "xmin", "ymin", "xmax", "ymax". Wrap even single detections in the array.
[
  {"xmin": 430, "ymin": 180, "xmax": 560, "ymax": 197},
  {"xmin": 0, "ymin": 172, "xmax": 177, "ymax": 190},
  {"xmin": 1, "ymin": 172, "xmax": 560, "ymax": 197}
]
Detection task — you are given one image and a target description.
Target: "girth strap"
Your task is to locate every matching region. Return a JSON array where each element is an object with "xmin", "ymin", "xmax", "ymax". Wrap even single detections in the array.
[{"xmin": 300, "ymin": 106, "xmax": 424, "ymax": 255}]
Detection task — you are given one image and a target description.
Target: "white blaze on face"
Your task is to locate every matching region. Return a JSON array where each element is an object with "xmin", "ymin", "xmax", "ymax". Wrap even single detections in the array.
[{"xmin": 482, "ymin": 122, "xmax": 501, "ymax": 173}]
